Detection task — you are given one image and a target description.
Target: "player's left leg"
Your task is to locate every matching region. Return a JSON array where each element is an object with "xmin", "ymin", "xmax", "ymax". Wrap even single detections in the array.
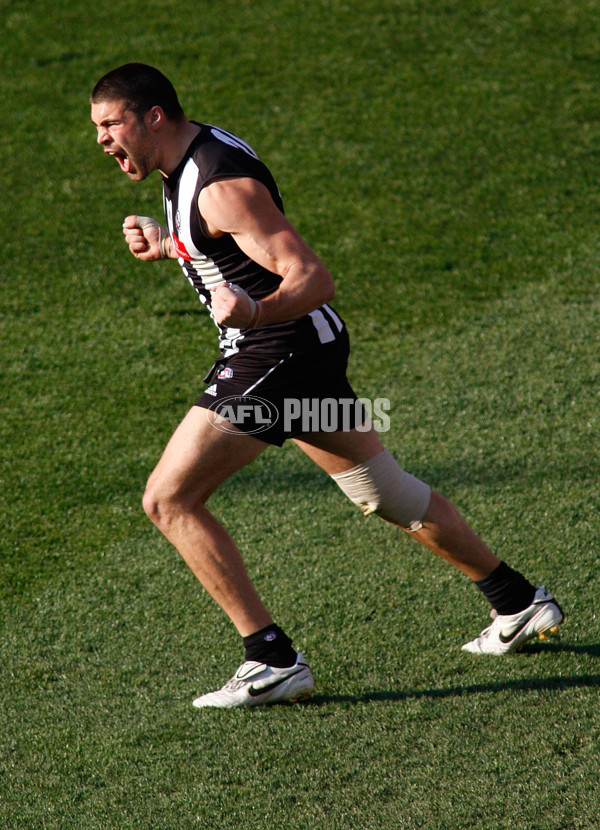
[
  {"xmin": 143, "ymin": 405, "xmax": 273, "ymax": 635},
  {"xmin": 293, "ymin": 424, "xmax": 564, "ymax": 652},
  {"xmin": 143, "ymin": 405, "xmax": 315, "ymax": 707}
]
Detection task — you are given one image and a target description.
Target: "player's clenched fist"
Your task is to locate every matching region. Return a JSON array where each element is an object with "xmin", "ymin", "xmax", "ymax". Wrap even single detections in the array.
[
  {"xmin": 122, "ymin": 215, "xmax": 171, "ymax": 260},
  {"xmin": 210, "ymin": 282, "xmax": 263, "ymax": 329}
]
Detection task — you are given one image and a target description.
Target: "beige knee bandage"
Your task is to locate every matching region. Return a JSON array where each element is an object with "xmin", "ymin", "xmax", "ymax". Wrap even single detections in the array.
[{"xmin": 331, "ymin": 450, "xmax": 431, "ymax": 532}]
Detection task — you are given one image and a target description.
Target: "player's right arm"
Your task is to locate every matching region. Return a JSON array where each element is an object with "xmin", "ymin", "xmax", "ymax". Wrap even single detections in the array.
[{"xmin": 122, "ymin": 215, "xmax": 176, "ymax": 261}]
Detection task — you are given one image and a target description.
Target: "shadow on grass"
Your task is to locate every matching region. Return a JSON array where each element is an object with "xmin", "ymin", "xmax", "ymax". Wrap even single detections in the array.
[
  {"xmin": 521, "ymin": 642, "xmax": 600, "ymax": 657},
  {"xmin": 309, "ymin": 643, "xmax": 600, "ymax": 706}
]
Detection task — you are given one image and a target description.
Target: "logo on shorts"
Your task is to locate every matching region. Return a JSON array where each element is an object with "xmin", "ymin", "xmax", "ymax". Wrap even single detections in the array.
[
  {"xmin": 205, "ymin": 384, "xmax": 218, "ymax": 396},
  {"xmin": 207, "ymin": 395, "xmax": 279, "ymax": 435},
  {"xmin": 217, "ymin": 367, "xmax": 234, "ymax": 380}
]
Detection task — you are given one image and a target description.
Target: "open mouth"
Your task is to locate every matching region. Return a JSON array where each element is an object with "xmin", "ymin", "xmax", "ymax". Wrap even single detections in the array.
[{"xmin": 107, "ymin": 150, "xmax": 131, "ymax": 173}]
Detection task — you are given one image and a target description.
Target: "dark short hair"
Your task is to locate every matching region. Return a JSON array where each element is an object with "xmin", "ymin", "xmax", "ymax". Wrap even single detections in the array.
[{"xmin": 91, "ymin": 63, "xmax": 184, "ymax": 120}]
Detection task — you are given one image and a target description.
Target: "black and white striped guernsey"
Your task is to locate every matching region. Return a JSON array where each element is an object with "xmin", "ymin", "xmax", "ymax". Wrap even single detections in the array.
[{"xmin": 162, "ymin": 122, "xmax": 346, "ymax": 357}]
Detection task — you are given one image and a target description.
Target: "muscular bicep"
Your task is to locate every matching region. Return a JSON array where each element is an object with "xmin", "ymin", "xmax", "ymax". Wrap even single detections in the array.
[
  {"xmin": 199, "ymin": 177, "xmax": 334, "ymax": 320},
  {"xmin": 197, "ymin": 177, "xmax": 325, "ymax": 279}
]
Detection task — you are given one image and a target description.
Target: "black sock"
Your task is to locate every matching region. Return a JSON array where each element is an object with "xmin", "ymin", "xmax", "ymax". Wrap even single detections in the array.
[
  {"xmin": 242, "ymin": 624, "xmax": 297, "ymax": 668},
  {"xmin": 474, "ymin": 561, "xmax": 536, "ymax": 615}
]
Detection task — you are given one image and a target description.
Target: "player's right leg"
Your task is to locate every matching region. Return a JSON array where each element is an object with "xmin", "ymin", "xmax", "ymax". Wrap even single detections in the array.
[
  {"xmin": 294, "ymin": 424, "xmax": 564, "ymax": 653},
  {"xmin": 294, "ymin": 424, "xmax": 501, "ymax": 580}
]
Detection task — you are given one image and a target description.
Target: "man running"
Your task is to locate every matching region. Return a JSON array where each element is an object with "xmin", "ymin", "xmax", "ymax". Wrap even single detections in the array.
[{"xmin": 90, "ymin": 63, "xmax": 563, "ymax": 708}]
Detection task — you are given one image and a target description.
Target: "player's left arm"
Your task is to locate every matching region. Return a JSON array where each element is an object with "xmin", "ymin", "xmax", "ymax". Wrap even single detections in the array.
[{"xmin": 200, "ymin": 177, "xmax": 334, "ymax": 329}]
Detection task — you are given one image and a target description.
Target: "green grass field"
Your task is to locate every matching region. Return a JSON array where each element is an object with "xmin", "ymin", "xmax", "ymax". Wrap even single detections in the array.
[{"xmin": 2, "ymin": 1, "xmax": 600, "ymax": 827}]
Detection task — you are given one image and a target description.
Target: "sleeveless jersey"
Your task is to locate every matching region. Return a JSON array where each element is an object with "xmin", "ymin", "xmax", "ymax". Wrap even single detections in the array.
[{"xmin": 162, "ymin": 122, "xmax": 345, "ymax": 357}]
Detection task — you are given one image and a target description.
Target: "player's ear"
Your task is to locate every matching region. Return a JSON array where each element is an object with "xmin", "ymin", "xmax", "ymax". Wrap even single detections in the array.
[{"xmin": 146, "ymin": 106, "xmax": 164, "ymax": 130}]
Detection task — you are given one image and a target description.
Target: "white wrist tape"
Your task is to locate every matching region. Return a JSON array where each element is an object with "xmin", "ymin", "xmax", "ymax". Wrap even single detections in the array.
[
  {"xmin": 159, "ymin": 234, "xmax": 170, "ymax": 258},
  {"xmin": 331, "ymin": 450, "xmax": 431, "ymax": 532},
  {"xmin": 226, "ymin": 282, "xmax": 262, "ymax": 329},
  {"xmin": 135, "ymin": 215, "xmax": 170, "ymax": 259}
]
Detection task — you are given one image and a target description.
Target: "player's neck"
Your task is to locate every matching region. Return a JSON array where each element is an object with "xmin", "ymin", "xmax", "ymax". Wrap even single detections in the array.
[{"xmin": 158, "ymin": 120, "xmax": 201, "ymax": 178}]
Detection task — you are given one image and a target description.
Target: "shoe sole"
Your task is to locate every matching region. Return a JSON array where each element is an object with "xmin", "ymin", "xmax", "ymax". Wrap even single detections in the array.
[
  {"xmin": 515, "ymin": 601, "xmax": 565, "ymax": 650},
  {"xmin": 268, "ymin": 673, "xmax": 315, "ymax": 705},
  {"xmin": 279, "ymin": 692, "xmax": 313, "ymax": 705},
  {"xmin": 193, "ymin": 688, "xmax": 314, "ymax": 708}
]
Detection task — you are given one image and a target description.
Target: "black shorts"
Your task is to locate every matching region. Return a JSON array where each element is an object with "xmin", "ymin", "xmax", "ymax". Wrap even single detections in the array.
[{"xmin": 195, "ymin": 332, "xmax": 365, "ymax": 446}]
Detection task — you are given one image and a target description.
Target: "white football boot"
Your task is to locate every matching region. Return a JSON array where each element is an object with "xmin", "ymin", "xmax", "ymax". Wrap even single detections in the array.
[
  {"xmin": 462, "ymin": 586, "xmax": 564, "ymax": 655},
  {"xmin": 193, "ymin": 652, "xmax": 315, "ymax": 708}
]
